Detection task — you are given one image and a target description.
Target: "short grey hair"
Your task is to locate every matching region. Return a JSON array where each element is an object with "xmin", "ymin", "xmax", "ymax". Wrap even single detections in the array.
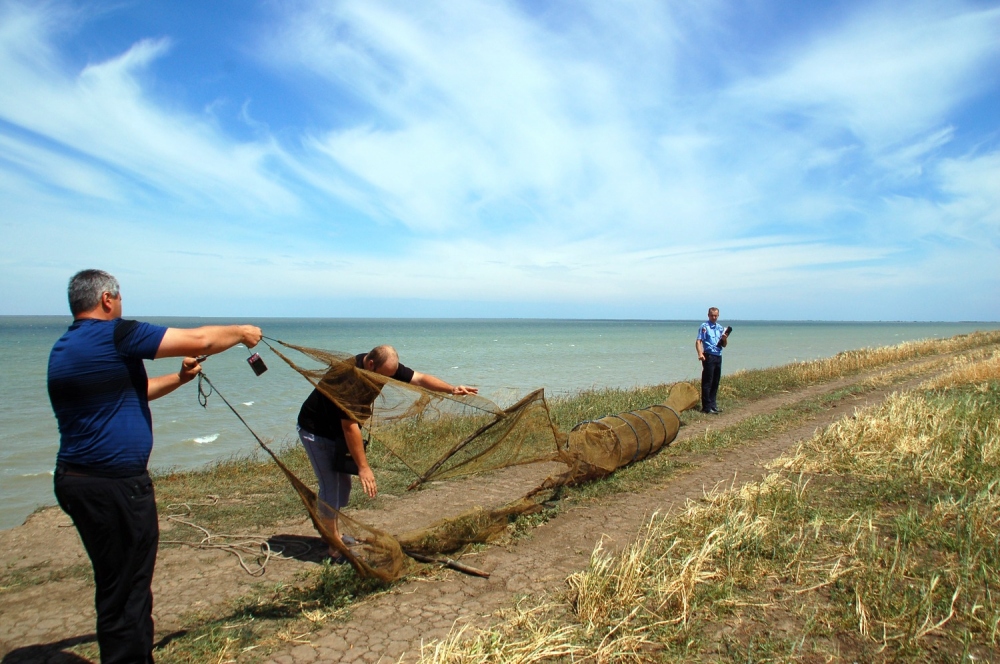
[{"xmin": 68, "ymin": 269, "xmax": 119, "ymax": 316}]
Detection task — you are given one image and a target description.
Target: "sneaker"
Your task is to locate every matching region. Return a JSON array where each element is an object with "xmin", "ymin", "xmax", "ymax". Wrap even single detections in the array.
[{"xmin": 710, "ymin": 408, "xmax": 722, "ymax": 414}]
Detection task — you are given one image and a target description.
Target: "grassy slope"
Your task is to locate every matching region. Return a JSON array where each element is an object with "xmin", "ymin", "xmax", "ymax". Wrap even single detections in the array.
[
  {"xmin": 97, "ymin": 331, "xmax": 1000, "ymax": 661},
  {"xmin": 419, "ymin": 349, "xmax": 1000, "ymax": 662},
  {"xmin": 154, "ymin": 331, "xmax": 1000, "ymax": 533}
]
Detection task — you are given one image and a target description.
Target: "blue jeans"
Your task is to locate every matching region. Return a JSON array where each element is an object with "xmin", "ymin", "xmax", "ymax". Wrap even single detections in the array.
[{"xmin": 298, "ymin": 428, "xmax": 353, "ymax": 518}]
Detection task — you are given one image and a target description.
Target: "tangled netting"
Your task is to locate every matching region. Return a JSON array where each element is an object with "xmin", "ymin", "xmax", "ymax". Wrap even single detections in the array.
[{"xmin": 263, "ymin": 340, "xmax": 699, "ymax": 581}]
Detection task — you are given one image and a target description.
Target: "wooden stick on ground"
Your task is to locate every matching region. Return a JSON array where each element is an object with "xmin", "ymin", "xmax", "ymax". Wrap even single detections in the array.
[{"xmin": 403, "ymin": 550, "xmax": 491, "ymax": 578}]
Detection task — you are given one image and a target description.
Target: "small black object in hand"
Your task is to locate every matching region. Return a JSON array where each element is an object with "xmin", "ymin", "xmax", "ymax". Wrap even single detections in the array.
[{"xmin": 247, "ymin": 353, "xmax": 268, "ymax": 376}]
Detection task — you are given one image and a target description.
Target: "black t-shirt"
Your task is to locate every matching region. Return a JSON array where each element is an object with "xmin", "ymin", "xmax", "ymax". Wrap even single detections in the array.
[{"xmin": 297, "ymin": 353, "xmax": 414, "ymax": 440}]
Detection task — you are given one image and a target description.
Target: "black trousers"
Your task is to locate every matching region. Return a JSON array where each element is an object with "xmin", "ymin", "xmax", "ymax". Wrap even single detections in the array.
[
  {"xmin": 55, "ymin": 469, "xmax": 158, "ymax": 664},
  {"xmin": 701, "ymin": 353, "xmax": 723, "ymax": 411}
]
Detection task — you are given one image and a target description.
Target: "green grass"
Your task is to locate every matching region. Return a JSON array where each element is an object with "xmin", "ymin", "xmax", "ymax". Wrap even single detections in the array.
[
  {"xmin": 556, "ymin": 341, "xmax": 1000, "ymax": 505},
  {"xmin": 561, "ymin": 376, "xmax": 919, "ymax": 504},
  {"xmin": 0, "ymin": 560, "xmax": 93, "ymax": 594},
  {"xmin": 151, "ymin": 331, "xmax": 1000, "ymax": 539},
  {"xmin": 153, "ymin": 442, "xmax": 315, "ymax": 535}
]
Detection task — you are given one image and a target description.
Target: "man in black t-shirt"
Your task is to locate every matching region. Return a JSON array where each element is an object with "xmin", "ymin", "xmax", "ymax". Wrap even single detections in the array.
[{"xmin": 296, "ymin": 344, "xmax": 477, "ymax": 556}]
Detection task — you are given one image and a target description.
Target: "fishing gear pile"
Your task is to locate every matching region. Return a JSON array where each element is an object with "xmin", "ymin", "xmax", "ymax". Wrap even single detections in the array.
[{"xmin": 254, "ymin": 339, "xmax": 699, "ymax": 581}]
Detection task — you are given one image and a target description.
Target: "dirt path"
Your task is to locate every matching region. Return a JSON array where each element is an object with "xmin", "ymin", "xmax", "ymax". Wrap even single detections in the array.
[{"xmin": 0, "ymin": 355, "xmax": 956, "ymax": 663}]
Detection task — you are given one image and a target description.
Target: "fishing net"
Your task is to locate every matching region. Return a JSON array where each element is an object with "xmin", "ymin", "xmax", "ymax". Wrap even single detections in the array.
[
  {"xmin": 274, "ymin": 451, "xmax": 407, "ymax": 581},
  {"xmin": 528, "ymin": 382, "xmax": 699, "ymax": 494},
  {"xmin": 395, "ymin": 496, "xmax": 545, "ymax": 555},
  {"xmin": 261, "ymin": 339, "xmax": 699, "ymax": 580},
  {"xmin": 268, "ymin": 341, "xmax": 567, "ymax": 485}
]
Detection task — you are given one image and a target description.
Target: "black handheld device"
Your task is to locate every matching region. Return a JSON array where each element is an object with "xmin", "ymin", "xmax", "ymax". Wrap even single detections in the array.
[
  {"xmin": 724, "ymin": 326, "xmax": 733, "ymax": 335},
  {"xmin": 247, "ymin": 352, "xmax": 268, "ymax": 376}
]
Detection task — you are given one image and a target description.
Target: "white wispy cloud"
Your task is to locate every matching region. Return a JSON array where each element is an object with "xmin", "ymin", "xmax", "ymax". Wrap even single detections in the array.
[
  {"xmin": 266, "ymin": 0, "xmax": 674, "ymax": 235},
  {"xmin": 0, "ymin": 0, "xmax": 997, "ymax": 319},
  {"xmin": 0, "ymin": 133, "xmax": 122, "ymax": 200},
  {"xmin": 729, "ymin": 4, "xmax": 1000, "ymax": 149},
  {"xmin": 0, "ymin": 2, "xmax": 294, "ymax": 214},
  {"xmin": 264, "ymin": 0, "xmax": 1000, "ymax": 244}
]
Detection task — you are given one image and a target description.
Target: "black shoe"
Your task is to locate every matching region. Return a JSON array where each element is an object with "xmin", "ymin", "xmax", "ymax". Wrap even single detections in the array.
[{"xmin": 710, "ymin": 408, "xmax": 722, "ymax": 414}]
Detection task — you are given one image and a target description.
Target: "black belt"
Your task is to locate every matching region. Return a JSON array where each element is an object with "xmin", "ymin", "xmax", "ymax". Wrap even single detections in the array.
[{"xmin": 55, "ymin": 463, "xmax": 146, "ymax": 480}]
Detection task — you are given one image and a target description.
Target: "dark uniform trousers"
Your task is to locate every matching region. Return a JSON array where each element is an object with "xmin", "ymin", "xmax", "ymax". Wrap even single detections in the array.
[
  {"xmin": 55, "ymin": 468, "xmax": 158, "ymax": 664},
  {"xmin": 701, "ymin": 353, "xmax": 723, "ymax": 411}
]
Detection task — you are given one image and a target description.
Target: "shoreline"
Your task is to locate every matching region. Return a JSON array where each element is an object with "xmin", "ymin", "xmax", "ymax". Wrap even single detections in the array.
[
  {"xmin": 5, "ymin": 321, "xmax": 1000, "ymax": 531},
  {"xmin": 3, "ymin": 332, "xmax": 998, "ymax": 661},
  {"xmin": 3, "ymin": 314, "xmax": 999, "ymax": 323}
]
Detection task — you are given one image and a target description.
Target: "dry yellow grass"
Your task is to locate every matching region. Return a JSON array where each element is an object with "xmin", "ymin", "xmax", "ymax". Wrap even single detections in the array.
[
  {"xmin": 718, "ymin": 330, "xmax": 1000, "ymax": 402},
  {"xmin": 777, "ymin": 330, "xmax": 1000, "ymax": 383},
  {"xmin": 418, "ymin": 350, "xmax": 1000, "ymax": 663},
  {"xmin": 921, "ymin": 348, "xmax": 1000, "ymax": 391},
  {"xmin": 417, "ymin": 602, "xmax": 585, "ymax": 664}
]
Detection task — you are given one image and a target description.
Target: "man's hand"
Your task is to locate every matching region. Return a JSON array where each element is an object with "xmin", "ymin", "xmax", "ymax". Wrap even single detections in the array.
[
  {"xmin": 358, "ymin": 466, "xmax": 377, "ymax": 498},
  {"xmin": 178, "ymin": 356, "xmax": 203, "ymax": 384},
  {"xmin": 412, "ymin": 372, "xmax": 478, "ymax": 395},
  {"xmin": 149, "ymin": 357, "xmax": 203, "ymax": 400},
  {"xmin": 342, "ymin": 419, "xmax": 376, "ymax": 497},
  {"xmin": 242, "ymin": 325, "xmax": 263, "ymax": 348}
]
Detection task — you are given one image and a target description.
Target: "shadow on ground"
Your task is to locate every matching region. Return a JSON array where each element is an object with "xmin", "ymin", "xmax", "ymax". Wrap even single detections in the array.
[
  {"xmin": 268, "ymin": 533, "xmax": 328, "ymax": 564},
  {"xmin": 2, "ymin": 630, "xmax": 191, "ymax": 664},
  {"xmin": 2, "ymin": 635, "xmax": 95, "ymax": 663}
]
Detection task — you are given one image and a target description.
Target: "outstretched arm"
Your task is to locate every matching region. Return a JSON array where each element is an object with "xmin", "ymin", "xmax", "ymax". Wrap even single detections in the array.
[
  {"xmin": 148, "ymin": 356, "xmax": 202, "ymax": 401},
  {"xmin": 410, "ymin": 371, "xmax": 478, "ymax": 395},
  {"xmin": 155, "ymin": 325, "xmax": 262, "ymax": 359}
]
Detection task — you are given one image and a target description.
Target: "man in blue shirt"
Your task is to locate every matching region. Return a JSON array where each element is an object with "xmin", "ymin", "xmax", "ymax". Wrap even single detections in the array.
[
  {"xmin": 48, "ymin": 269, "xmax": 262, "ymax": 663},
  {"xmin": 696, "ymin": 307, "xmax": 730, "ymax": 414}
]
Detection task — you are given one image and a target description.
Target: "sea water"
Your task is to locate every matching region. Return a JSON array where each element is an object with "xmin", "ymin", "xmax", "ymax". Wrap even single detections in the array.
[{"xmin": 2, "ymin": 316, "xmax": 997, "ymax": 530}]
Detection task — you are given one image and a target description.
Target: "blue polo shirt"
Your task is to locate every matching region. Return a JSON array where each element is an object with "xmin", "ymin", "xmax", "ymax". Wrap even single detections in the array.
[
  {"xmin": 697, "ymin": 321, "xmax": 726, "ymax": 356},
  {"xmin": 48, "ymin": 318, "xmax": 167, "ymax": 475}
]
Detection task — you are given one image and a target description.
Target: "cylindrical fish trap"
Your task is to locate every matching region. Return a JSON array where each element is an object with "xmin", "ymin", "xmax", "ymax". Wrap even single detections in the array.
[{"xmin": 569, "ymin": 403, "xmax": 682, "ymax": 472}]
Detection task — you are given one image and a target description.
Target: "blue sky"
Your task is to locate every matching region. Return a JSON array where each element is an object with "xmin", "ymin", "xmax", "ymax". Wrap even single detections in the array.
[{"xmin": 1, "ymin": 0, "xmax": 998, "ymax": 320}]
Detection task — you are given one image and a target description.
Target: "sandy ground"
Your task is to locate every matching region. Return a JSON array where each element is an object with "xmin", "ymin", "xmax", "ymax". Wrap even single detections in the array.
[{"xmin": 0, "ymin": 354, "xmax": 957, "ymax": 663}]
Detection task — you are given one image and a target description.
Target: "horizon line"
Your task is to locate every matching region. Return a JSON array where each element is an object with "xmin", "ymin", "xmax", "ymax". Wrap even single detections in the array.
[{"xmin": 1, "ymin": 314, "xmax": 998, "ymax": 325}]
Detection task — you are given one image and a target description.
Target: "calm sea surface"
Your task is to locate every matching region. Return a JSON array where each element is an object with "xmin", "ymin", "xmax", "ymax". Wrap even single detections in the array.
[{"xmin": 2, "ymin": 316, "xmax": 997, "ymax": 530}]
